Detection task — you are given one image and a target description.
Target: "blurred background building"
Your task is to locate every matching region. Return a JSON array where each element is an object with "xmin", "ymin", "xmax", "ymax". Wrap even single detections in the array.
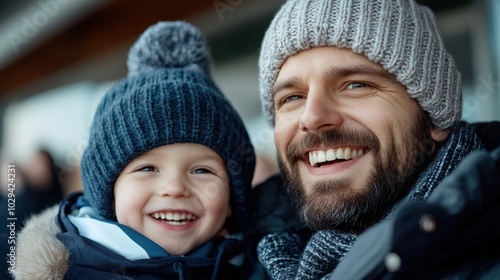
[{"xmin": 0, "ymin": 0, "xmax": 499, "ymax": 204}]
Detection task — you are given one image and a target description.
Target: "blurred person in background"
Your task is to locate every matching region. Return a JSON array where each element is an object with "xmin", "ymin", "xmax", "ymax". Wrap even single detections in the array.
[
  {"xmin": 1, "ymin": 148, "xmax": 64, "ymax": 230},
  {"xmin": 20, "ymin": 149, "xmax": 64, "ymax": 215},
  {"xmin": 1, "ymin": 149, "xmax": 63, "ymax": 279}
]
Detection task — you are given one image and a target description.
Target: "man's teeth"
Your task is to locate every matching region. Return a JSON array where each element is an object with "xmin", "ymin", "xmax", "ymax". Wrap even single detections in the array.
[
  {"xmin": 151, "ymin": 212, "xmax": 196, "ymax": 225},
  {"xmin": 309, "ymin": 148, "xmax": 364, "ymax": 167}
]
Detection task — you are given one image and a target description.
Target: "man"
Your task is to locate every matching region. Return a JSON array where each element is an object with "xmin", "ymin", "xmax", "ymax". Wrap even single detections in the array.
[{"xmin": 254, "ymin": 0, "xmax": 500, "ymax": 279}]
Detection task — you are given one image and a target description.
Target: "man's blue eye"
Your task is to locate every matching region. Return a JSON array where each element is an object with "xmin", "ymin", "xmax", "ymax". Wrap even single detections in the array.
[
  {"xmin": 347, "ymin": 82, "xmax": 367, "ymax": 89},
  {"xmin": 282, "ymin": 95, "xmax": 302, "ymax": 105},
  {"xmin": 287, "ymin": 95, "xmax": 302, "ymax": 101}
]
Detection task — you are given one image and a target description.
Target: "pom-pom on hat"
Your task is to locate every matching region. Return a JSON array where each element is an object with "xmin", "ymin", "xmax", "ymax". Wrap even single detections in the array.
[
  {"xmin": 259, "ymin": 0, "xmax": 462, "ymax": 130},
  {"xmin": 80, "ymin": 21, "xmax": 256, "ymax": 231}
]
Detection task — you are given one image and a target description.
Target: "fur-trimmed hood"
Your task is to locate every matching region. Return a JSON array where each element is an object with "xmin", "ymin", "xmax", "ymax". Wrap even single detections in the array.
[{"xmin": 11, "ymin": 204, "xmax": 69, "ymax": 279}]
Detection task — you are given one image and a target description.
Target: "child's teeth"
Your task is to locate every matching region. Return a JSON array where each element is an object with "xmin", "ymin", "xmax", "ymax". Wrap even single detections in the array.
[{"xmin": 151, "ymin": 211, "xmax": 197, "ymax": 222}]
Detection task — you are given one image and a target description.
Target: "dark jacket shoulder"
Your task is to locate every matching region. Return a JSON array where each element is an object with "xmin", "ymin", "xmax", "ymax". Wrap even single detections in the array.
[{"xmin": 473, "ymin": 121, "xmax": 500, "ymax": 150}]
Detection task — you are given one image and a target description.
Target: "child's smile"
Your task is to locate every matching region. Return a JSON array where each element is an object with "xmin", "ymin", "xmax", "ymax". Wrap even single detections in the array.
[
  {"xmin": 150, "ymin": 210, "xmax": 197, "ymax": 225},
  {"xmin": 148, "ymin": 209, "xmax": 199, "ymax": 231}
]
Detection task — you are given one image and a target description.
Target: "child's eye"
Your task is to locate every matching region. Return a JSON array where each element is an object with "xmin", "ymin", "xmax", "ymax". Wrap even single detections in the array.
[
  {"xmin": 138, "ymin": 166, "xmax": 158, "ymax": 172},
  {"xmin": 192, "ymin": 168, "xmax": 212, "ymax": 174},
  {"xmin": 346, "ymin": 82, "xmax": 368, "ymax": 90}
]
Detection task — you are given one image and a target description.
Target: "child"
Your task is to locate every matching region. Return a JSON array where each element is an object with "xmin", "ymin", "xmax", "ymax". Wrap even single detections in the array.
[{"xmin": 12, "ymin": 21, "xmax": 258, "ymax": 279}]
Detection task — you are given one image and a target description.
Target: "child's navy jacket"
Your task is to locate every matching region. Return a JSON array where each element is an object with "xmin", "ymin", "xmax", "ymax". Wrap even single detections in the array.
[{"xmin": 14, "ymin": 192, "xmax": 257, "ymax": 279}]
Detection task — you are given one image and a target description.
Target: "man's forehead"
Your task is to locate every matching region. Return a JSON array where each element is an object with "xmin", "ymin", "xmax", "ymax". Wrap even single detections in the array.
[{"xmin": 274, "ymin": 46, "xmax": 401, "ymax": 88}]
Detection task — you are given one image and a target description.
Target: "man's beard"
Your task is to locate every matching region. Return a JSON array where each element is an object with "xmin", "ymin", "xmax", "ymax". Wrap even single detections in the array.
[{"xmin": 278, "ymin": 112, "xmax": 434, "ymax": 234}]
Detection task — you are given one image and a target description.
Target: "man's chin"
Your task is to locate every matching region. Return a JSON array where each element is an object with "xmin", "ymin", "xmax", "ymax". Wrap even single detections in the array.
[
  {"xmin": 295, "ymin": 184, "xmax": 371, "ymax": 232},
  {"xmin": 298, "ymin": 171, "xmax": 366, "ymax": 197},
  {"xmin": 283, "ymin": 168, "xmax": 393, "ymax": 233}
]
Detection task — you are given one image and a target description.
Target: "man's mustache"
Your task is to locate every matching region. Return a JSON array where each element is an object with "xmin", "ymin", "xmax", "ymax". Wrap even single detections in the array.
[{"xmin": 286, "ymin": 128, "xmax": 380, "ymax": 163}]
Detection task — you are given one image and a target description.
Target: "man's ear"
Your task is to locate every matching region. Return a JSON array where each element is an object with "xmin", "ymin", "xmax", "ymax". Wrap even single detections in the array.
[{"xmin": 430, "ymin": 126, "xmax": 451, "ymax": 143}]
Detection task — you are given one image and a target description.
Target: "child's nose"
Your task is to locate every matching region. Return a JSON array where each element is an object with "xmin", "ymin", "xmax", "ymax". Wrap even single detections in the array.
[{"xmin": 156, "ymin": 177, "xmax": 190, "ymax": 197}]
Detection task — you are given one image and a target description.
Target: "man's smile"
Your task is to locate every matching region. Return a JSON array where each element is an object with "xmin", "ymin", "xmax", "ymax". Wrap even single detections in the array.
[{"xmin": 308, "ymin": 147, "xmax": 366, "ymax": 167}]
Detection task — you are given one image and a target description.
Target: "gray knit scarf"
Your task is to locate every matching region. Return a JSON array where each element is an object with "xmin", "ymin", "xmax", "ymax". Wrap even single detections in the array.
[{"xmin": 257, "ymin": 122, "xmax": 485, "ymax": 280}]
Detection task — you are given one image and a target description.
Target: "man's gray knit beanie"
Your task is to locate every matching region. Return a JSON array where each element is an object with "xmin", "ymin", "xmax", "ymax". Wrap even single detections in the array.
[
  {"xmin": 259, "ymin": 0, "xmax": 462, "ymax": 130},
  {"xmin": 81, "ymin": 21, "xmax": 255, "ymax": 231}
]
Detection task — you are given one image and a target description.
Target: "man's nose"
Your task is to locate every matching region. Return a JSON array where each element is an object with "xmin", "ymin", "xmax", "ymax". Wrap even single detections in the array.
[{"xmin": 299, "ymin": 90, "xmax": 343, "ymax": 132}]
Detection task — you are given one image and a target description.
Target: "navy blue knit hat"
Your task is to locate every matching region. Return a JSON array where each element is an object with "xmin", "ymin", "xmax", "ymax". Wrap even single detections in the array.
[{"xmin": 80, "ymin": 21, "xmax": 256, "ymax": 231}]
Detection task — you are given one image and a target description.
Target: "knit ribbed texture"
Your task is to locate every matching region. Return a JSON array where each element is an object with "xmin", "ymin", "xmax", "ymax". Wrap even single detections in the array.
[
  {"xmin": 259, "ymin": 0, "xmax": 462, "ymax": 130},
  {"xmin": 257, "ymin": 122, "xmax": 484, "ymax": 279},
  {"xmin": 80, "ymin": 21, "xmax": 255, "ymax": 231},
  {"xmin": 407, "ymin": 122, "xmax": 484, "ymax": 201},
  {"xmin": 256, "ymin": 232, "xmax": 303, "ymax": 280}
]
